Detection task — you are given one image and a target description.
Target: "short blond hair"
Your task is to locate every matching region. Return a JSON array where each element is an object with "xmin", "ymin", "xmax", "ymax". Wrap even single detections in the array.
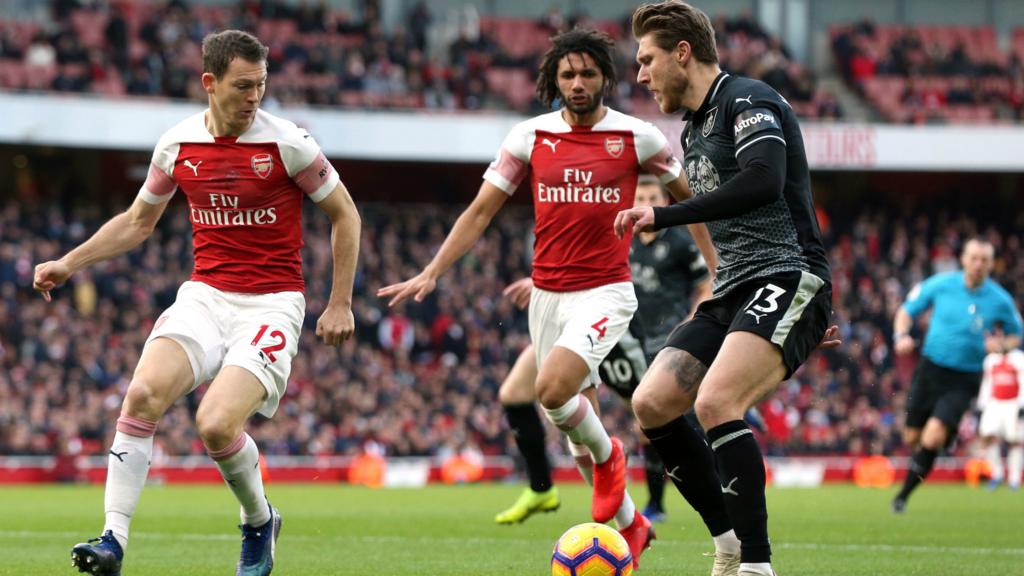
[{"xmin": 631, "ymin": 1, "xmax": 718, "ymax": 64}]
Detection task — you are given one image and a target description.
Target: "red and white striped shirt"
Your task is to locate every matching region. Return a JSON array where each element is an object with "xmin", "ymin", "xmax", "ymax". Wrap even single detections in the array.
[
  {"xmin": 139, "ymin": 109, "xmax": 340, "ymax": 294},
  {"xmin": 483, "ymin": 108, "xmax": 681, "ymax": 292}
]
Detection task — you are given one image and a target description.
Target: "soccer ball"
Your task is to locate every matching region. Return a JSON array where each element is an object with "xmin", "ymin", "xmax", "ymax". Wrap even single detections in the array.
[{"xmin": 551, "ymin": 522, "xmax": 633, "ymax": 576}]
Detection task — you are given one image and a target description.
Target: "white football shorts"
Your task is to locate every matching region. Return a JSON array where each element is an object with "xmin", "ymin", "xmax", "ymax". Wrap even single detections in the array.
[
  {"xmin": 979, "ymin": 400, "xmax": 1023, "ymax": 442},
  {"xmin": 528, "ymin": 281, "xmax": 638, "ymax": 391},
  {"xmin": 146, "ymin": 281, "xmax": 304, "ymax": 417}
]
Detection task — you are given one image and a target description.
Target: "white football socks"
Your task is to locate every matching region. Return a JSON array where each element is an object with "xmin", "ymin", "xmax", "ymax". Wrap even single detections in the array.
[
  {"xmin": 543, "ymin": 394, "xmax": 613, "ymax": 463},
  {"xmin": 1007, "ymin": 445, "xmax": 1023, "ymax": 487},
  {"xmin": 104, "ymin": 429, "xmax": 155, "ymax": 550},
  {"xmin": 987, "ymin": 443, "xmax": 1005, "ymax": 482},
  {"xmin": 739, "ymin": 562, "xmax": 775, "ymax": 576},
  {"xmin": 568, "ymin": 440, "xmax": 595, "ymax": 485},
  {"xmin": 211, "ymin": 434, "xmax": 271, "ymax": 527},
  {"xmin": 714, "ymin": 529, "xmax": 742, "ymax": 554}
]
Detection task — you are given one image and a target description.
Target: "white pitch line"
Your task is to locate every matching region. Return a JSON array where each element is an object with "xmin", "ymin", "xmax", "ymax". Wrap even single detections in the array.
[
  {"xmin": 2, "ymin": 531, "xmax": 1023, "ymax": 557},
  {"xmin": 774, "ymin": 541, "xmax": 1024, "ymax": 556}
]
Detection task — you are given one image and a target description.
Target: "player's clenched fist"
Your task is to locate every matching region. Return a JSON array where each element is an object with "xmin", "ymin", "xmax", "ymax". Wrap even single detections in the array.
[
  {"xmin": 613, "ymin": 206, "xmax": 655, "ymax": 239},
  {"xmin": 316, "ymin": 305, "xmax": 355, "ymax": 346},
  {"xmin": 33, "ymin": 260, "xmax": 72, "ymax": 302}
]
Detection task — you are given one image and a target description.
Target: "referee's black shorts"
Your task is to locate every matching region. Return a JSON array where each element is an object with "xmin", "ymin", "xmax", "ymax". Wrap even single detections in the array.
[
  {"xmin": 663, "ymin": 270, "xmax": 831, "ymax": 378},
  {"xmin": 906, "ymin": 357, "xmax": 982, "ymax": 431}
]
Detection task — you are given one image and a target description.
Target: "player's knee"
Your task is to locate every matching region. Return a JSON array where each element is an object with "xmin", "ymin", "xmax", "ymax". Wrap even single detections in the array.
[
  {"xmin": 921, "ymin": 428, "xmax": 948, "ymax": 450},
  {"xmin": 498, "ymin": 378, "xmax": 532, "ymax": 406},
  {"xmin": 694, "ymin": 395, "xmax": 730, "ymax": 430},
  {"xmin": 630, "ymin": 385, "xmax": 661, "ymax": 428},
  {"xmin": 122, "ymin": 378, "xmax": 170, "ymax": 420},
  {"xmin": 536, "ymin": 379, "xmax": 573, "ymax": 410},
  {"xmin": 195, "ymin": 406, "xmax": 239, "ymax": 450}
]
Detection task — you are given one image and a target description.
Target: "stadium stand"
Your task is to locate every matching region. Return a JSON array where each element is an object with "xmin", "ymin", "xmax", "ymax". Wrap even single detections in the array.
[
  {"xmin": 3, "ymin": 195, "xmax": 1022, "ymax": 461},
  {"xmin": 832, "ymin": 20, "xmax": 1024, "ymax": 123},
  {"xmin": 0, "ymin": 0, "xmax": 841, "ymax": 118}
]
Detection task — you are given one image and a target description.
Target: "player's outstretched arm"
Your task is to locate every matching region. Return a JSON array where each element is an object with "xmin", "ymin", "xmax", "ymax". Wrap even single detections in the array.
[
  {"xmin": 664, "ymin": 174, "xmax": 719, "ymax": 274},
  {"xmin": 619, "ymin": 142, "xmax": 788, "ymax": 237},
  {"xmin": 377, "ymin": 181, "xmax": 508, "ymax": 307},
  {"xmin": 33, "ymin": 196, "xmax": 167, "ymax": 301},
  {"xmin": 314, "ymin": 182, "xmax": 361, "ymax": 346}
]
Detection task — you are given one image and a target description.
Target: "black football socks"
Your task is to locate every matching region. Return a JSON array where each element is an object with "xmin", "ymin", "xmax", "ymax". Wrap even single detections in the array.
[
  {"xmin": 643, "ymin": 414, "xmax": 732, "ymax": 536},
  {"xmin": 708, "ymin": 420, "xmax": 771, "ymax": 564},
  {"xmin": 504, "ymin": 403, "xmax": 552, "ymax": 492}
]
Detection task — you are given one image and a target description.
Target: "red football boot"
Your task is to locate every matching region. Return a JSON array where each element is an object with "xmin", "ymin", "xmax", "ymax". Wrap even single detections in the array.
[
  {"xmin": 619, "ymin": 509, "xmax": 655, "ymax": 569},
  {"xmin": 592, "ymin": 437, "xmax": 627, "ymax": 523}
]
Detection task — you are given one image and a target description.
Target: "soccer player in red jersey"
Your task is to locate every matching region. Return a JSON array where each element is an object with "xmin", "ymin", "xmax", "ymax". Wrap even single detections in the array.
[
  {"xmin": 977, "ymin": 345, "xmax": 1024, "ymax": 490},
  {"xmin": 378, "ymin": 28, "xmax": 713, "ymax": 568},
  {"xmin": 33, "ymin": 31, "xmax": 360, "ymax": 576}
]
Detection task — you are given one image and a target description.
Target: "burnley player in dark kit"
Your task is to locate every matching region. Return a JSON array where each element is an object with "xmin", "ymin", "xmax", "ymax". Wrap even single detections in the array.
[{"xmin": 615, "ymin": 2, "xmax": 838, "ymax": 575}]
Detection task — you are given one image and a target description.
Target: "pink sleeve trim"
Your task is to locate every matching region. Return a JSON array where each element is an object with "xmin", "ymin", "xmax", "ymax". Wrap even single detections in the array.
[
  {"xmin": 144, "ymin": 162, "xmax": 176, "ymax": 197},
  {"xmin": 483, "ymin": 148, "xmax": 529, "ymax": 194},
  {"xmin": 294, "ymin": 150, "xmax": 337, "ymax": 201},
  {"xmin": 640, "ymin": 143, "xmax": 682, "ymax": 182}
]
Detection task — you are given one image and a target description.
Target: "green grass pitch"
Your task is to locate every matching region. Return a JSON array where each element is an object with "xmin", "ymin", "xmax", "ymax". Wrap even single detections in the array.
[{"xmin": 1, "ymin": 483, "xmax": 1021, "ymax": 575}]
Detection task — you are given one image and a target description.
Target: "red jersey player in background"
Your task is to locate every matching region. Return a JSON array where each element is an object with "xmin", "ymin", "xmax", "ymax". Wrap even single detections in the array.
[
  {"xmin": 378, "ymin": 28, "xmax": 716, "ymax": 568},
  {"xmin": 33, "ymin": 31, "xmax": 360, "ymax": 576},
  {"xmin": 977, "ymin": 339, "xmax": 1024, "ymax": 490}
]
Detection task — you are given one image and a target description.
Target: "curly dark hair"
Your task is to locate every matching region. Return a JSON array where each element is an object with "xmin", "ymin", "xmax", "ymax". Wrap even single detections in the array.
[{"xmin": 535, "ymin": 28, "xmax": 618, "ymax": 107}]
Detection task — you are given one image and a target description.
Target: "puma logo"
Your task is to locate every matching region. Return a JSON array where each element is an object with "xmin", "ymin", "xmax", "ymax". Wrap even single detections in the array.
[
  {"xmin": 745, "ymin": 309, "xmax": 767, "ymax": 324},
  {"xmin": 666, "ymin": 466, "xmax": 683, "ymax": 483},
  {"xmin": 586, "ymin": 334, "xmax": 595, "ymax": 350},
  {"xmin": 184, "ymin": 159, "xmax": 203, "ymax": 176},
  {"xmin": 721, "ymin": 477, "xmax": 740, "ymax": 496},
  {"xmin": 735, "ymin": 95, "xmax": 752, "ymax": 105},
  {"xmin": 109, "ymin": 450, "xmax": 129, "ymax": 462},
  {"xmin": 541, "ymin": 138, "xmax": 560, "ymax": 153}
]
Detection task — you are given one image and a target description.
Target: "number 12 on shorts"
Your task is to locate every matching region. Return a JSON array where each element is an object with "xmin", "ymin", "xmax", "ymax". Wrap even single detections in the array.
[{"xmin": 251, "ymin": 324, "xmax": 286, "ymax": 362}]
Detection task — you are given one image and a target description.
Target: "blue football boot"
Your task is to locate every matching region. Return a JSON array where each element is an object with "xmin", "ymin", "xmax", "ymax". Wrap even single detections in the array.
[
  {"xmin": 71, "ymin": 530, "xmax": 123, "ymax": 575},
  {"xmin": 237, "ymin": 505, "xmax": 282, "ymax": 576}
]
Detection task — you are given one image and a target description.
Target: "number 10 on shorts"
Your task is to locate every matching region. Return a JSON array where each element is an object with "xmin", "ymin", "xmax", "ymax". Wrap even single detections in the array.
[{"xmin": 251, "ymin": 324, "xmax": 286, "ymax": 362}]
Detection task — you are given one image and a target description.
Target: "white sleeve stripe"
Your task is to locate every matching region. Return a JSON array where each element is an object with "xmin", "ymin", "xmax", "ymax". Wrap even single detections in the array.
[
  {"xmin": 309, "ymin": 172, "xmax": 340, "ymax": 203},
  {"xmin": 657, "ymin": 170, "xmax": 677, "ymax": 185},
  {"xmin": 138, "ymin": 186, "xmax": 173, "ymax": 205},
  {"xmin": 483, "ymin": 170, "xmax": 516, "ymax": 195},
  {"xmin": 735, "ymin": 134, "xmax": 786, "ymax": 157}
]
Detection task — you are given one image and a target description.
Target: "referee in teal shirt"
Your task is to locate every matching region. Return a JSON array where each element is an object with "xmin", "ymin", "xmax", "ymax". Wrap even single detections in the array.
[{"xmin": 892, "ymin": 238, "xmax": 1023, "ymax": 512}]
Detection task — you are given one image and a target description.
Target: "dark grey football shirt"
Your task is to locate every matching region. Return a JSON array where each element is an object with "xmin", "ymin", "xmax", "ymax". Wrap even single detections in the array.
[
  {"xmin": 680, "ymin": 72, "xmax": 831, "ymax": 295},
  {"xmin": 630, "ymin": 228, "xmax": 709, "ymax": 353}
]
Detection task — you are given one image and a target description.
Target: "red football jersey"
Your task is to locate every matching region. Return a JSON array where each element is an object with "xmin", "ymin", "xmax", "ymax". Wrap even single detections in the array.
[
  {"xmin": 982, "ymin": 351, "xmax": 1024, "ymax": 402},
  {"xmin": 139, "ymin": 110, "xmax": 339, "ymax": 293},
  {"xmin": 484, "ymin": 109, "xmax": 681, "ymax": 291}
]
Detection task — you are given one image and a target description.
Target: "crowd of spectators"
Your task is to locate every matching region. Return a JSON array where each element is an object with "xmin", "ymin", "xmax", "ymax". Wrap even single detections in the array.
[
  {"xmin": 0, "ymin": 0, "xmax": 841, "ymax": 119},
  {"xmin": 2, "ymin": 193, "xmax": 1023, "ymax": 464},
  {"xmin": 833, "ymin": 20, "xmax": 1024, "ymax": 123}
]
